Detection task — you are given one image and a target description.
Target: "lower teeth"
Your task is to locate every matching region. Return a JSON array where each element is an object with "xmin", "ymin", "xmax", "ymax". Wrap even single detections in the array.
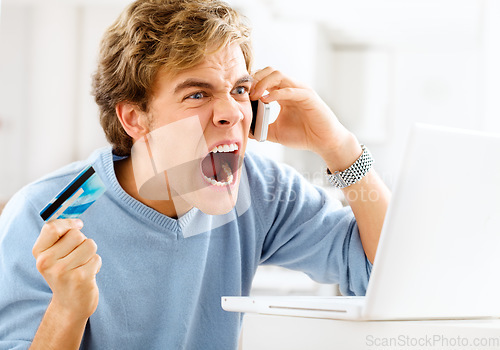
[{"xmin": 203, "ymin": 161, "xmax": 233, "ymax": 186}]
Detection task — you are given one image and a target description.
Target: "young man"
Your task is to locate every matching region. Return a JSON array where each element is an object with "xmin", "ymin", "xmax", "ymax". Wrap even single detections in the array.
[{"xmin": 0, "ymin": 0, "xmax": 390, "ymax": 349}]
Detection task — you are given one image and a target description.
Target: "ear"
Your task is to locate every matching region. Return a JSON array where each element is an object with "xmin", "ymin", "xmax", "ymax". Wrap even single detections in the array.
[{"xmin": 115, "ymin": 102, "xmax": 150, "ymax": 141}]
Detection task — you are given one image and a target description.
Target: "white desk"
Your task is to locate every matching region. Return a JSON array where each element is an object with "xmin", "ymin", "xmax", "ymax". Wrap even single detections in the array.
[{"xmin": 241, "ymin": 314, "xmax": 500, "ymax": 349}]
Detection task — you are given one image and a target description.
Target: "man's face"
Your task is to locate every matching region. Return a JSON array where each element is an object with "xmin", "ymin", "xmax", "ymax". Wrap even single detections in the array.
[{"xmin": 134, "ymin": 43, "xmax": 252, "ymax": 216}]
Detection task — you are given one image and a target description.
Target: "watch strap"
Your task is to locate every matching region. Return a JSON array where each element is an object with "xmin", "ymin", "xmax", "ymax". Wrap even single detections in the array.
[{"xmin": 325, "ymin": 144, "xmax": 374, "ymax": 189}]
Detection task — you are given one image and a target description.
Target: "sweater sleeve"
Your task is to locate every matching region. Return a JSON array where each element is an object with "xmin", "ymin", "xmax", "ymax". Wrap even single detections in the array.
[
  {"xmin": 0, "ymin": 190, "xmax": 51, "ymax": 349},
  {"xmin": 247, "ymin": 154, "xmax": 372, "ymax": 296}
]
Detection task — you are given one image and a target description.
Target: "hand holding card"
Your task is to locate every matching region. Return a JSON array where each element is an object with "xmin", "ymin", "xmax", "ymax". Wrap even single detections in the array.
[{"xmin": 32, "ymin": 166, "xmax": 105, "ymax": 340}]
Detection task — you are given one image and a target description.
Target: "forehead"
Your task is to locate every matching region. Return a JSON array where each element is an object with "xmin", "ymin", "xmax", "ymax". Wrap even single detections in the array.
[
  {"xmin": 196, "ymin": 43, "xmax": 247, "ymax": 72},
  {"xmin": 156, "ymin": 44, "xmax": 248, "ymax": 91}
]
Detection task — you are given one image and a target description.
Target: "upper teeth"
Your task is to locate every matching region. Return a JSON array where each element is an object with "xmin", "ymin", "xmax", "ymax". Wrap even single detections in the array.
[{"xmin": 210, "ymin": 143, "xmax": 238, "ymax": 153}]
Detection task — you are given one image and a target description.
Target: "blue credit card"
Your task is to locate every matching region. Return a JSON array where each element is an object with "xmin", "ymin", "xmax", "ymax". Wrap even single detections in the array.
[{"xmin": 39, "ymin": 165, "xmax": 106, "ymax": 222}]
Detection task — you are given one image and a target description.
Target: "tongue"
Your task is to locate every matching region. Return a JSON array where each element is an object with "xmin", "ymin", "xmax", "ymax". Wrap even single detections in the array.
[{"xmin": 201, "ymin": 153, "xmax": 229, "ymax": 182}]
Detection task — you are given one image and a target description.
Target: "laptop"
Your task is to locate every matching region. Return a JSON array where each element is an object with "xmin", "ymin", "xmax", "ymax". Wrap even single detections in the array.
[{"xmin": 222, "ymin": 123, "xmax": 500, "ymax": 321}]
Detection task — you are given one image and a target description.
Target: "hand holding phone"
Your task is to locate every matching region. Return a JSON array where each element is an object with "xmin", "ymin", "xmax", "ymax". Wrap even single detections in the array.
[{"xmin": 250, "ymin": 99, "xmax": 270, "ymax": 142}]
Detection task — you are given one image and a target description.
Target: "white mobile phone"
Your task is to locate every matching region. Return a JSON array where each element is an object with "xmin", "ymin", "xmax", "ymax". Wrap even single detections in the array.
[{"xmin": 250, "ymin": 99, "xmax": 270, "ymax": 142}]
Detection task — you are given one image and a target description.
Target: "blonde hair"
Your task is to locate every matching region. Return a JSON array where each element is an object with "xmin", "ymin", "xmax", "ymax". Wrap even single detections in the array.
[{"xmin": 92, "ymin": 0, "xmax": 253, "ymax": 156}]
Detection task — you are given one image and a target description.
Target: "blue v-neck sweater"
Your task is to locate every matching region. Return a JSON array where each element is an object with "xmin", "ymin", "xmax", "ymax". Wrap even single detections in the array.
[{"xmin": 0, "ymin": 148, "xmax": 371, "ymax": 350}]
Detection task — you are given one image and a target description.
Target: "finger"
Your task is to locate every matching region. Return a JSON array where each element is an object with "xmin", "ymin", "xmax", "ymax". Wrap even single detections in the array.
[
  {"xmin": 94, "ymin": 254, "xmax": 102, "ymax": 274},
  {"xmin": 35, "ymin": 229, "xmax": 88, "ymax": 269},
  {"xmin": 62, "ymin": 239, "xmax": 98, "ymax": 270},
  {"xmin": 250, "ymin": 67, "xmax": 277, "ymax": 97},
  {"xmin": 50, "ymin": 229, "xmax": 88, "ymax": 260},
  {"xmin": 251, "ymin": 66, "xmax": 275, "ymax": 83},
  {"xmin": 251, "ymin": 70, "xmax": 287, "ymax": 100},
  {"xmin": 251, "ymin": 70, "xmax": 302, "ymax": 100},
  {"xmin": 90, "ymin": 254, "xmax": 102, "ymax": 275},
  {"xmin": 75, "ymin": 254, "xmax": 102, "ymax": 278},
  {"xmin": 33, "ymin": 219, "xmax": 84, "ymax": 258},
  {"xmin": 260, "ymin": 87, "xmax": 311, "ymax": 105}
]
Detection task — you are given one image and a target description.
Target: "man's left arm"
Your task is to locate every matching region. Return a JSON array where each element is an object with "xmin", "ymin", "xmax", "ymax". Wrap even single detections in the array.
[
  {"xmin": 321, "ymin": 136, "xmax": 391, "ymax": 263},
  {"xmin": 250, "ymin": 67, "xmax": 391, "ymax": 263}
]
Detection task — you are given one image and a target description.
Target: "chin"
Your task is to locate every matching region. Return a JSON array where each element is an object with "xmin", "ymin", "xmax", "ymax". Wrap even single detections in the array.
[
  {"xmin": 172, "ymin": 171, "xmax": 240, "ymax": 216},
  {"xmin": 193, "ymin": 178, "xmax": 240, "ymax": 215}
]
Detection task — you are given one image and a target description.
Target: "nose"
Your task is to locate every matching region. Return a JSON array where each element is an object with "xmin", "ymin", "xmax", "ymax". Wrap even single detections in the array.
[{"xmin": 212, "ymin": 97, "xmax": 244, "ymax": 127}]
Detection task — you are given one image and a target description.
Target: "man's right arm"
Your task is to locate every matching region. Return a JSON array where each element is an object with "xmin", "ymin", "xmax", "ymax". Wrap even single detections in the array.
[
  {"xmin": 30, "ymin": 301, "xmax": 88, "ymax": 350},
  {"xmin": 30, "ymin": 219, "xmax": 101, "ymax": 350}
]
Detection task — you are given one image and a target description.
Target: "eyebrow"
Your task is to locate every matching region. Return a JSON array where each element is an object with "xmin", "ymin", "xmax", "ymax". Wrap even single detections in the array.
[
  {"xmin": 174, "ymin": 75, "xmax": 254, "ymax": 94},
  {"xmin": 174, "ymin": 79, "xmax": 213, "ymax": 94},
  {"xmin": 235, "ymin": 75, "xmax": 254, "ymax": 86}
]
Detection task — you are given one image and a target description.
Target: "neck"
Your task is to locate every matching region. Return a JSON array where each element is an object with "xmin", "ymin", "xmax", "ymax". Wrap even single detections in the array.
[{"xmin": 114, "ymin": 157, "xmax": 192, "ymax": 219}]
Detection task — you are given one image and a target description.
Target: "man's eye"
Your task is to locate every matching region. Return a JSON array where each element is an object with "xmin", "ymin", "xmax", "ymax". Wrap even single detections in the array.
[
  {"xmin": 186, "ymin": 92, "xmax": 205, "ymax": 100},
  {"xmin": 232, "ymin": 86, "xmax": 248, "ymax": 95}
]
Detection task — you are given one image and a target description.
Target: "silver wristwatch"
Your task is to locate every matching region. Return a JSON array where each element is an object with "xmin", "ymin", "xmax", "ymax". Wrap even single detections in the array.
[{"xmin": 325, "ymin": 144, "xmax": 374, "ymax": 189}]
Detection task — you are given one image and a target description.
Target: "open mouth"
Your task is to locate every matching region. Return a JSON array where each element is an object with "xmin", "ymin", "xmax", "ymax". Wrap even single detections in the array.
[{"xmin": 200, "ymin": 143, "xmax": 240, "ymax": 187}]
